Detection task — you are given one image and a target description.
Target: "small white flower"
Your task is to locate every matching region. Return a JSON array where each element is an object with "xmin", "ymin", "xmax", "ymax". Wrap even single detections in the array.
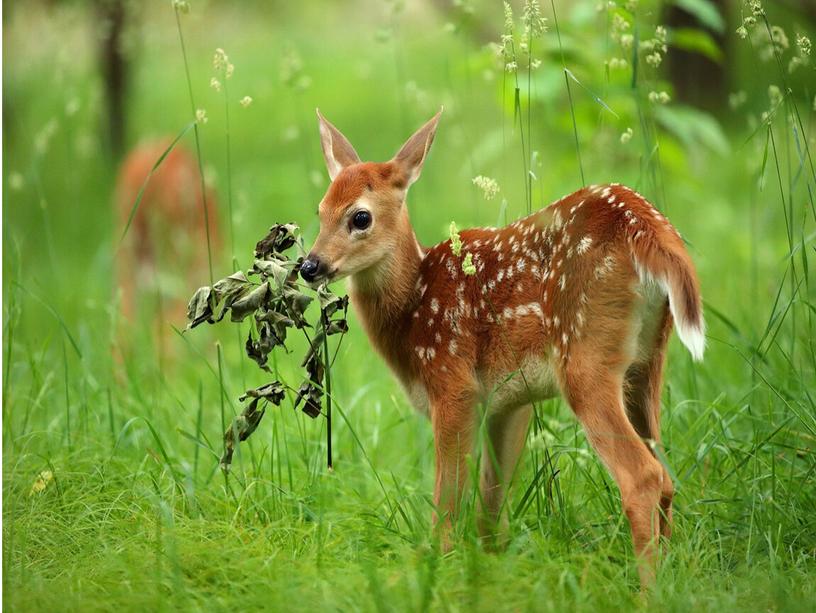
[
  {"xmin": 655, "ymin": 26, "xmax": 667, "ymax": 42},
  {"xmin": 729, "ymin": 91, "xmax": 747, "ymax": 110},
  {"xmin": 648, "ymin": 91, "xmax": 671, "ymax": 104},
  {"xmin": 195, "ymin": 108, "xmax": 208, "ymax": 124},
  {"xmin": 210, "ymin": 77, "xmax": 221, "ymax": 92},
  {"xmin": 620, "ymin": 127, "xmax": 633, "ymax": 144},
  {"xmin": 239, "ymin": 96, "xmax": 253, "ymax": 108},
  {"xmin": 172, "ymin": 0, "xmax": 190, "ymax": 14},
  {"xmin": 213, "ymin": 48, "xmax": 228, "ymax": 71},
  {"xmin": 797, "ymin": 34, "xmax": 811, "ymax": 56}
]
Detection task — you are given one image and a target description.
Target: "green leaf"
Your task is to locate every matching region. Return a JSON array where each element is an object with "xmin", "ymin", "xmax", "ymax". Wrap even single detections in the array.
[
  {"xmin": 670, "ymin": 27, "xmax": 723, "ymax": 63},
  {"xmin": 673, "ymin": 0, "xmax": 725, "ymax": 33},
  {"xmin": 654, "ymin": 105, "xmax": 730, "ymax": 156}
]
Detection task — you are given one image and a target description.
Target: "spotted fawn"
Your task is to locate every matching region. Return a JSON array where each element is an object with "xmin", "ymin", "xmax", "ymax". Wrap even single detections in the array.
[{"xmin": 301, "ymin": 109, "xmax": 704, "ymax": 585}]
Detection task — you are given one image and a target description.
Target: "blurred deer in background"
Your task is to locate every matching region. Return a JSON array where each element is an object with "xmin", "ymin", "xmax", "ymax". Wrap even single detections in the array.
[
  {"xmin": 114, "ymin": 140, "xmax": 219, "ymax": 358},
  {"xmin": 301, "ymin": 110, "xmax": 705, "ymax": 586}
]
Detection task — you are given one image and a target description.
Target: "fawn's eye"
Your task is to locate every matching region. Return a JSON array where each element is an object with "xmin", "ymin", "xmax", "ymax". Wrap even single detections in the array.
[{"xmin": 351, "ymin": 210, "xmax": 372, "ymax": 231}]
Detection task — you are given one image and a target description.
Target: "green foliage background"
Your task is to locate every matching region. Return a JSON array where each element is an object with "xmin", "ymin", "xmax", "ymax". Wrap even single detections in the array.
[{"xmin": 3, "ymin": 0, "xmax": 815, "ymax": 610}]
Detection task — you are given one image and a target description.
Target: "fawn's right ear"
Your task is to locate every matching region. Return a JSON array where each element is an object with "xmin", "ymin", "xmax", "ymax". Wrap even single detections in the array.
[{"xmin": 317, "ymin": 110, "xmax": 362, "ymax": 181}]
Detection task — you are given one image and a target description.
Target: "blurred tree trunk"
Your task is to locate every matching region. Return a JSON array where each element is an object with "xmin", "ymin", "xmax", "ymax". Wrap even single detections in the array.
[
  {"xmin": 97, "ymin": 0, "xmax": 128, "ymax": 158},
  {"xmin": 664, "ymin": 0, "xmax": 728, "ymax": 113}
]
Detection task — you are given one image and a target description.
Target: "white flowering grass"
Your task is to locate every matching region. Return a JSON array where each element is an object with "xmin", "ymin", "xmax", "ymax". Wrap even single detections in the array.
[{"xmin": 472, "ymin": 175, "xmax": 500, "ymax": 200}]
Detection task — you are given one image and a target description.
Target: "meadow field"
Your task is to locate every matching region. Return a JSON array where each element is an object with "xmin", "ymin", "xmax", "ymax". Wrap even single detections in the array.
[{"xmin": 3, "ymin": 0, "xmax": 815, "ymax": 610}]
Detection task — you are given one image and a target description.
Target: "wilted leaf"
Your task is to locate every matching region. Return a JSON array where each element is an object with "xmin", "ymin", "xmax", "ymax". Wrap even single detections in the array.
[
  {"xmin": 252, "ymin": 257, "xmax": 292, "ymax": 286},
  {"xmin": 282, "ymin": 286, "xmax": 313, "ymax": 327},
  {"xmin": 186, "ymin": 222, "xmax": 350, "ymax": 468},
  {"xmin": 239, "ymin": 381, "xmax": 286, "ymax": 405},
  {"xmin": 255, "ymin": 223, "xmax": 298, "ymax": 258},
  {"xmin": 186, "ymin": 286, "xmax": 214, "ymax": 328},
  {"xmin": 294, "ymin": 382, "xmax": 323, "ymax": 418},
  {"xmin": 318, "ymin": 285, "xmax": 349, "ymax": 317},
  {"xmin": 221, "ymin": 397, "xmax": 267, "ymax": 471},
  {"xmin": 230, "ymin": 282, "xmax": 270, "ymax": 322},
  {"xmin": 29, "ymin": 470, "xmax": 54, "ymax": 496}
]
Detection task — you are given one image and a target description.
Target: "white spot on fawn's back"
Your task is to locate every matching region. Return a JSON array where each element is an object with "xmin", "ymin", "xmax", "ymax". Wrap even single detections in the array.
[{"xmin": 576, "ymin": 236, "xmax": 592, "ymax": 254}]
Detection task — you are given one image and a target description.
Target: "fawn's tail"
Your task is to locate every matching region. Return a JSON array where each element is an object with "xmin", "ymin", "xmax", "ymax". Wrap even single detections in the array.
[{"xmin": 629, "ymin": 217, "xmax": 705, "ymax": 361}]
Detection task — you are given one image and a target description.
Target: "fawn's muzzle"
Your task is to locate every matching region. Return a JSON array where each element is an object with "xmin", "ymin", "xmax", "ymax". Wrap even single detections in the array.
[{"xmin": 299, "ymin": 255, "xmax": 323, "ymax": 282}]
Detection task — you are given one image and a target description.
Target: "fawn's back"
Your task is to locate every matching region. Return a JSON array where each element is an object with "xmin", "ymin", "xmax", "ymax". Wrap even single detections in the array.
[{"xmin": 391, "ymin": 182, "xmax": 701, "ymax": 413}]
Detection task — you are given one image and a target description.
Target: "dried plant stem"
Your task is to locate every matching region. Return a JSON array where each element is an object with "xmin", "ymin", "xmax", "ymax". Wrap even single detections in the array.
[{"xmin": 322, "ymin": 313, "xmax": 333, "ymax": 470}]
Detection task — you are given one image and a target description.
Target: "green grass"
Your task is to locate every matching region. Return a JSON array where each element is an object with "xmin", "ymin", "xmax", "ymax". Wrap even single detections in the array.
[{"xmin": 4, "ymin": 1, "xmax": 816, "ymax": 610}]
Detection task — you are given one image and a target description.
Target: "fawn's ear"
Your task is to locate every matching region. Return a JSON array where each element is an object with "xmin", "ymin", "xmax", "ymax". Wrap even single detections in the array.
[
  {"xmin": 317, "ymin": 110, "xmax": 362, "ymax": 181},
  {"xmin": 392, "ymin": 107, "xmax": 443, "ymax": 188}
]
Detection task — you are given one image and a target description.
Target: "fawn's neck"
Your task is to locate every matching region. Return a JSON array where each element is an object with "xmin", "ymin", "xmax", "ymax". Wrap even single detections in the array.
[{"xmin": 349, "ymin": 212, "xmax": 423, "ymax": 381}]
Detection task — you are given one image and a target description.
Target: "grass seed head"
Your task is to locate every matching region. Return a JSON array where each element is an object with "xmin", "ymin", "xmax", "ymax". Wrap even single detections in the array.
[{"xmin": 472, "ymin": 175, "xmax": 500, "ymax": 200}]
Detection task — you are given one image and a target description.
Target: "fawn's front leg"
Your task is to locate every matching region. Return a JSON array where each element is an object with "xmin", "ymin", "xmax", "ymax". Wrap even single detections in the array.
[{"xmin": 430, "ymin": 390, "xmax": 477, "ymax": 551}]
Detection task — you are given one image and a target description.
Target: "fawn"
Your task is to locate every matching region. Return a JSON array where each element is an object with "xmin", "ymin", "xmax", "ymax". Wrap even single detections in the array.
[
  {"xmin": 114, "ymin": 140, "xmax": 219, "ymax": 356},
  {"xmin": 301, "ymin": 110, "xmax": 704, "ymax": 585}
]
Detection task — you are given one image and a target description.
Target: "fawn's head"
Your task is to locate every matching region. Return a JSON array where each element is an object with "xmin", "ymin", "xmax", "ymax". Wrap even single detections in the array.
[{"xmin": 300, "ymin": 109, "xmax": 442, "ymax": 286}]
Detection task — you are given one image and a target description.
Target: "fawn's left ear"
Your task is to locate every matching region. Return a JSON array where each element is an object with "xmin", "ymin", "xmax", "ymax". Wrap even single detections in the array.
[
  {"xmin": 317, "ymin": 110, "xmax": 362, "ymax": 181},
  {"xmin": 392, "ymin": 107, "xmax": 443, "ymax": 189}
]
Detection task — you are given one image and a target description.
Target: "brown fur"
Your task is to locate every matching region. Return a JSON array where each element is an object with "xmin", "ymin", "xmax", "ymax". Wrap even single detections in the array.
[
  {"xmin": 307, "ymin": 111, "xmax": 704, "ymax": 586},
  {"xmin": 114, "ymin": 140, "xmax": 219, "ymax": 354}
]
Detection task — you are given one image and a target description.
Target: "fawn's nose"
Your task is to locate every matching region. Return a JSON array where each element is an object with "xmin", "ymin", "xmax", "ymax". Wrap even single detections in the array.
[{"xmin": 300, "ymin": 256, "xmax": 321, "ymax": 282}]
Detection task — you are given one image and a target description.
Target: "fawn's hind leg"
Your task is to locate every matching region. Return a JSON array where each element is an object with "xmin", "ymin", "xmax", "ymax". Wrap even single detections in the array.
[
  {"xmin": 478, "ymin": 404, "xmax": 532, "ymax": 546},
  {"xmin": 625, "ymin": 305, "xmax": 675, "ymax": 538},
  {"xmin": 561, "ymin": 358, "xmax": 665, "ymax": 586}
]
